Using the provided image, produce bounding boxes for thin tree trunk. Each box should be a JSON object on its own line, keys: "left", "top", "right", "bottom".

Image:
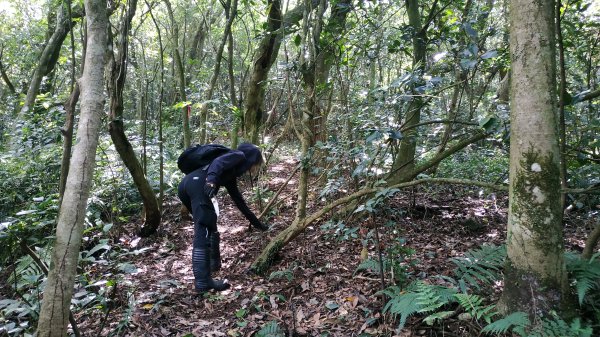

{"left": 0, "top": 47, "right": 16, "bottom": 94}
{"left": 498, "top": 0, "right": 572, "bottom": 318}
{"left": 582, "top": 221, "right": 600, "bottom": 260}
{"left": 18, "top": 4, "right": 83, "bottom": 118}
{"left": 35, "top": 0, "right": 107, "bottom": 334}
{"left": 58, "top": 83, "right": 80, "bottom": 206}
{"left": 107, "top": 0, "right": 161, "bottom": 236}
{"left": 163, "top": 0, "right": 191, "bottom": 148}
{"left": 146, "top": 0, "right": 165, "bottom": 212}
{"left": 199, "top": 0, "right": 238, "bottom": 143}
{"left": 243, "top": 0, "right": 282, "bottom": 143}
{"left": 388, "top": 0, "right": 429, "bottom": 184}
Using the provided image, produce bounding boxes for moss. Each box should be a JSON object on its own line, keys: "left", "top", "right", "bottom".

{"left": 511, "top": 148, "right": 562, "bottom": 253}
{"left": 250, "top": 240, "right": 284, "bottom": 276}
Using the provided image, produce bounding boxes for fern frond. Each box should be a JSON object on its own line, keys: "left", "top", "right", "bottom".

{"left": 354, "top": 258, "right": 382, "bottom": 275}
{"left": 383, "top": 281, "right": 458, "bottom": 329}
{"left": 451, "top": 244, "right": 506, "bottom": 291}
{"left": 565, "top": 252, "right": 600, "bottom": 305}
{"left": 383, "top": 290, "right": 421, "bottom": 329}
{"left": 482, "top": 311, "right": 529, "bottom": 335}
{"left": 454, "top": 293, "right": 497, "bottom": 323}
{"left": 256, "top": 321, "right": 285, "bottom": 337}
{"left": 526, "top": 317, "right": 593, "bottom": 337}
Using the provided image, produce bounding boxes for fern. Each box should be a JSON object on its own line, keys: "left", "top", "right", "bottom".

{"left": 453, "top": 293, "right": 497, "bottom": 324}
{"left": 382, "top": 281, "right": 457, "bottom": 329}
{"left": 482, "top": 311, "right": 529, "bottom": 335}
{"left": 451, "top": 244, "right": 506, "bottom": 291}
{"left": 528, "top": 317, "right": 593, "bottom": 337}
{"left": 382, "top": 287, "right": 421, "bottom": 329}
{"left": 354, "top": 257, "right": 383, "bottom": 275}
{"left": 256, "top": 321, "right": 285, "bottom": 337}
{"left": 565, "top": 252, "right": 600, "bottom": 305}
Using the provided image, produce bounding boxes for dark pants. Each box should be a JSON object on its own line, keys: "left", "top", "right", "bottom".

{"left": 178, "top": 168, "right": 218, "bottom": 249}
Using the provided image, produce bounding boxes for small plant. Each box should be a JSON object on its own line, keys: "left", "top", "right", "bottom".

{"left": 256, "top": 320, "right": 285, "bottom": 337}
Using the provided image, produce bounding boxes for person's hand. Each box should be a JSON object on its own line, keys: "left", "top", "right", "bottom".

{"left": 252, "top": 221, "right": 269, "bottom": 231}
{"left": 204, "top": 182, "right": 217, "bottom": 198}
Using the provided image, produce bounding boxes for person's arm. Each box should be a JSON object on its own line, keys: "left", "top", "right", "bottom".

{"left": 206, "top": 150, "right": 245, "bottom": 185}
{"left": 225, "top": 180, "right": 268, "bottom": 231}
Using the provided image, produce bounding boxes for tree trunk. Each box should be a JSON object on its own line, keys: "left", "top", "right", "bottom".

{"left": 18, "top": 3, "right": 83, "bottom": 119}
{"left": 498, "top": 0, "right": 572, "bottom": 318}
{"left": 58, "top": 83, "right": 80, "bottom": 207}
{"left": 0, "top": 47, "right": 16, "bottom": 94}
{"left": 243, "top": 0, "right": 315, "bottom": 144}
{"left": 35, "top": 0, "right": 107, "bottom": 334}
{"left": 163, "top": 0, "right": 191, "bottom": 148}
{"left": 243, "top": 0, "right": 282, "bottom": 143}
{"left": 199, "top": 0, "right": 238, "bottom": 143}
{"left": 107, "top": 0, "right": 161, "bottom": 236}
{"left": 388, "top": 0, "right": 428, "bottom": 184}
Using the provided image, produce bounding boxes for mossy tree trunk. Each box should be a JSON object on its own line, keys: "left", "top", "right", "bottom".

{"left": 242, "top": 0, "right": 317, "bottom": 144}
{"left": 243, "top": 0, "right": 282, "bottom": 144}
{"left": 498, "top": 0, "right": 571, "bottom": 318}
{"left": 107, "top": 0, "right": 161, "bottom": 236}
{"left": 18, "top": 3, "right": 84, "bottom": 119}
{"left": 35, "top": 0, "right": 107, "bottom": 334}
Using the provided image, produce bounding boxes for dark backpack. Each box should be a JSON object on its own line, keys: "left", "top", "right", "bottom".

{"left": 177, "top": 144, "right": 231, "bottom": 174}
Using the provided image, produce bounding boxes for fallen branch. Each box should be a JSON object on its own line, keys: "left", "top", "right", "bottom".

{"left": 250, "top": 177, "right": 507, "bottom": 274}
{"left": 259, "top": 165, "right": 300, "bottom": 220}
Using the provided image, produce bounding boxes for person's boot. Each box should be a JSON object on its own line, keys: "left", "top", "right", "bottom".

{"left": 192, "top": 247, "right": 230, "bottom": 294}
{"left": 209, "top": 232, "right": 222, "bottom": 272}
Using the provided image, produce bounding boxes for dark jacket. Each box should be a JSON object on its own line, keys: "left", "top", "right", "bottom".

{"left": 205, "top": 143, "right": 263, "bottom": 227}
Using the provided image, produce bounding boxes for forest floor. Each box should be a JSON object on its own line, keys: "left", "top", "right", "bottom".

{"left": 75, "top": 157, "right": 594, "bottom": 337}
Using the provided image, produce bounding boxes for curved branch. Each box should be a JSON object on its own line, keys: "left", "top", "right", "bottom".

{"left": 250, "top": 177, "right": 507, "bottom": 274}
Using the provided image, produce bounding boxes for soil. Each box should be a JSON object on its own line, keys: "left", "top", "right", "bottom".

{"left": 71, "top": 158, "right": 594, "bottom": 337}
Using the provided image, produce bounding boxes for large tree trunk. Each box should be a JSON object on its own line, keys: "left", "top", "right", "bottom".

{"left": 498, "top": 0, "right": 571, "bottom": 318}
{"left": 18, "top": 3, "right": 83, "bottom": 119}
{"left": 35, "top": 0, "right": 107, "bottom": 334}
{"left": 388, "top": 0, "right": 428, "bottom": 184}
{"left": 107, "top": 0, "right": 161, "bottom": 236}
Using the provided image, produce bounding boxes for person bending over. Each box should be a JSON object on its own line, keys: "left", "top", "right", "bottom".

{"left": 178, "top": 143, "right": 268, "bottom": 294}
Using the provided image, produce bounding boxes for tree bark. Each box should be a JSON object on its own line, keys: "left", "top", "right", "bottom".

{"left": 18, "top": 3, "right": 84, "bottom": 119}
{"left": 107, "top": 0, "right": 161, "bottom": 236}
{"left": 582, "top": 221, "right": 600, "bottom": 260}
{"left": 388, "top": 0, "right": 429, "bottom": 184}
{"left": 498, "top": 0, "right": 572, "bottom": 318}
{"left": 243, "top": 0, "right": 282, "bottom": 143}
{"left": 35, "top": 0, "right": 107, "bottom": 334}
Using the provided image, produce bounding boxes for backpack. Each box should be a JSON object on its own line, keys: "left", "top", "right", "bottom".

{"left": 177, "top": 144, "right": 231, "bottom": 174}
